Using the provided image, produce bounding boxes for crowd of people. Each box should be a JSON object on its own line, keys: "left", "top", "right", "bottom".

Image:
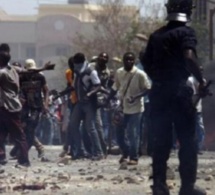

{"left": 0, "top": 0, "right": 209, "bottom": 194}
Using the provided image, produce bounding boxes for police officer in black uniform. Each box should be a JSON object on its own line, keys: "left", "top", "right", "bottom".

{"left": 141, "top": 0, "right": 206, "bottom": 195}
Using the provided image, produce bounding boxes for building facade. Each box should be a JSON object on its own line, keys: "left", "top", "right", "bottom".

{"left": 0, "top": 2, "right": 138, "bottom": 66}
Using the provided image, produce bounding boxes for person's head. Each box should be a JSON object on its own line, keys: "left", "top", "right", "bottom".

{"left": 24, "top": 59, "right": 37, "bottom": 70}
{"left": 0, "top": 43, "right": 10, "bottom": 53}
{"left": 73, "top": 53, "right": 86, "bottom": 73}
{"left": 68, "top": 56, "right": 74, "bottom": 70}
{"left": 123, "top": 52, "right": 135, "bottom": 72}
{"left": 0, "top": 52, "right": 11, "bottom": 67}
{"left": 165, "top": 0, "right": 195, "bottom": 23}
{"left": 97, "top": 52, "right": 109, "bottom": 69}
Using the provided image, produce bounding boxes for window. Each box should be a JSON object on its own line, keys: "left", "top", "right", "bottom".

{"left": 56, "top": 47, "right": 68, "bottom": 56}
{"left": 26, "top": 47, "right": 36, "bottom": 58}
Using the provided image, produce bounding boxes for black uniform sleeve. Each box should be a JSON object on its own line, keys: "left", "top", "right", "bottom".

{"left": 181, "top": 27, "right": 197, "bottom": 52}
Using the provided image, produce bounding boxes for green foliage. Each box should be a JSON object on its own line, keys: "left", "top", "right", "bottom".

{"left": 72, "top": 0, "right": 164, "bottom": 66}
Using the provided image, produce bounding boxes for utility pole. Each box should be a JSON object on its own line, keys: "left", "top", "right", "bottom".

{"left": 208, "top": 0, "right": 215, "bottom": 60}
{"left": 209, "top": 8, "right": 215, "bottom": 60}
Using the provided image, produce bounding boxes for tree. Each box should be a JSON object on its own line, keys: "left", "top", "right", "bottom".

{"left": 72, "top": 0, "right": 165, "bottom": 66}
{"left": 191, "top": 22, "right": 209, "bottom": 63}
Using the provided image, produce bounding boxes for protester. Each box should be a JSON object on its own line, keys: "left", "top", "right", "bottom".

{"left": 69, "top": 53, "right": 103, "bottom": 160}
{"left": 108, "top": 52, "right": 151, "bottom": 165}
{"left": 0, "top": 52, "right": 30, "bottom": 167}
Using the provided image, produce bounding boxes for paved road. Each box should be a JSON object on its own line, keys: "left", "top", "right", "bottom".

{"left": 0, "top": 146, "right": 215, "bottom": 195}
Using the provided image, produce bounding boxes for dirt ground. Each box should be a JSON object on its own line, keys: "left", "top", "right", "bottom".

{"left": 0, "top": 146, "right": 215, "bottom": 195}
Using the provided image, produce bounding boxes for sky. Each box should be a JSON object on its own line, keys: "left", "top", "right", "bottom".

{"left": 0, "top": 0, "right": 165, "bottom": 15}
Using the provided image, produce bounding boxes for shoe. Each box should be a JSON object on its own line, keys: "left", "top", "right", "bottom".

{"left": 72, "top": 153, "right": 91, "bottom": 160}
{"left": 119, "top": 156, "right": 128, "bottom": 164}
{"left": 10, "top": 147, "right": 18, "bottom": 158}
{"left": 59, "top": 150, "right": 68, "bottom": 158}
{"left": 41, "top": 157, "right": 51, "bottom": 162}
{"left": 151, "top": 183, "right": 170, "bottom": 195}
{"left": 38, "top": 149, "right": 45, "bottom": 158}
{"left": 0, "top": 159, "right": 8, "bottom": 165}
{"left": 91, "top": 155, "right": 104, "bottom": 161}
{"left": 0, "top": 168, "right": 4, "bottom": 174}
{"left": 179, "top": 185, "right": 206, "bottom": 195}
{"left": 15, "top": 162, "right": 31, "bottom": 168}
{"left": 128, "top": 160, "right": 138, "bottom": 166}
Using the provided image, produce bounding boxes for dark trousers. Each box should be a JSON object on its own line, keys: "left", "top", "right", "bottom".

{"left": 150, "top": 83, "right": 197, "bottom": 186}
{"left": 26, "top": 109, "right": 41, "bottom": 149}
{"left": 0, "top": 108, "right": 29, "bottom": 164}
{"left": 11, "top": 108, "right": 44, "bottom": 157}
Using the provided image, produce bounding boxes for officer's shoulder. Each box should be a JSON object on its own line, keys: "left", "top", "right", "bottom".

{"left": 151, "top": 26, "right": 167, "bottom": 36}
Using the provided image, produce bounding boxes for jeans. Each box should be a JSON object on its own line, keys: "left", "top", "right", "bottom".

{"left": 70, "top": 102, "right": 103, "bottom": 157}
{"left": 95, "top": 109, "right": 107, "bottom": 155}
{"left": 37, "top": 114, "right": 54, "bottom": 145}
{"left": 196, "top": 112, "right": 205, "bottom": 151}
{"left": 116, "top": 113, "right": 142, "bottom": 161}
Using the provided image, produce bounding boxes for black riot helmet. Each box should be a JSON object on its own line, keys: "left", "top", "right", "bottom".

{"left": 165, "top": 0, "right": 195, "bottom": 22}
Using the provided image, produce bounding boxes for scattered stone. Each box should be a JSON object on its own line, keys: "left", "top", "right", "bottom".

{"left": 125, "top": 176, "right": 141, "bottom": 185}
{"left": 0, "top": 186, "right": 7, "bottom": 193}
{"left": 78, "top": 169, "right": 85, "bottom": 172}
{"left": 57, "top": 156, "right": 72, "bottom": 165}
{"left": 205, "top": 175, "right": 214, "bottom": 181}
{"left": 96, "top": 175, "right": 104, "bottom": 180}
{"left": 167, "top": 181, "right": 176, "bottom": 190}
{"left": 33, "top": 169, "right": 42, "bottom": 174}
{"left": 111, "top": 175, "right": 123, "bottom": 184}
{"left": 129, "top": 167, "right": 138, "bottom": 171}
{"left": 58, "top": 163, "right": 64, "bottom": 167}
{"left": 0, "top": 169, "right": 4, "bottom": 174}
{"left": 119, "top": 162, "right": 128, "bottom": 170}
{"left": 13, "top": 184, "right": 46, "bottom": 191}
{"left": 86, "top": 176, "right": 94, "bottom": 181}
{"left": 58, "top": 173, "right": 70, "bottom": 181}
{"left": 136, "top": 172, "right": 141, "bottom": 175}
{"left": 50, "top": 184, "right": 61, "bottom": 190}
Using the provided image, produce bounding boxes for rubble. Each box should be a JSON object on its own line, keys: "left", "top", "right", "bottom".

{"left": 0, "top": 147, "right": 215, "bottom": 194}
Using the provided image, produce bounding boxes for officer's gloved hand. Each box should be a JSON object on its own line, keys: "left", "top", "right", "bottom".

{"left": 198, "top": 79, "right": 212, "bottom": 98}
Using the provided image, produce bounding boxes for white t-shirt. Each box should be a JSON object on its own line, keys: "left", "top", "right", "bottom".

{"left": 187, "top": 76, "right": 202, "bottom": 112}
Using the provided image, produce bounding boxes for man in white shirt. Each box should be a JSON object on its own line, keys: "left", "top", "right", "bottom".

{"left": 111, "top": 52, "right": 151, "bottom": 165}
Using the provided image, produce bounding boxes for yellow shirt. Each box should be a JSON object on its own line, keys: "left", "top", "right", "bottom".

{"left": 65, "top": 69, "right": 77, "bottom": 104}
